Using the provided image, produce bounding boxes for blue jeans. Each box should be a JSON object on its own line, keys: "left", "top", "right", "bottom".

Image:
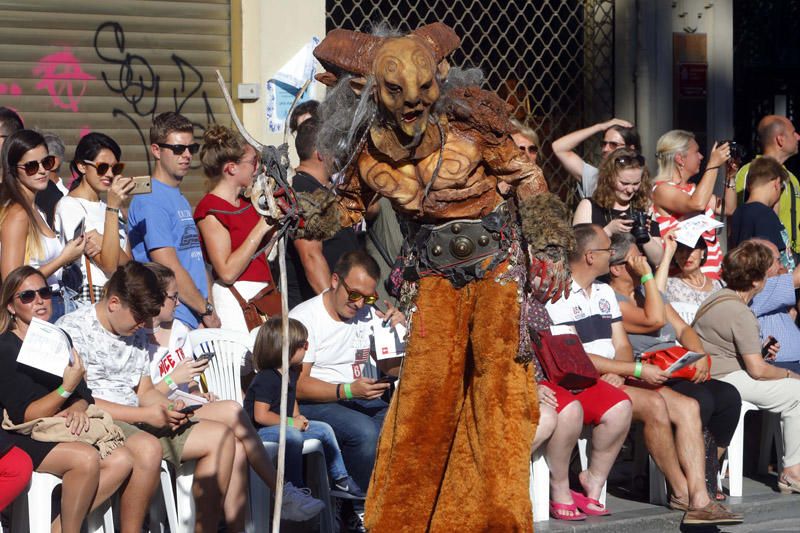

{"left": 49, "top": 287, "right": 78, "bottom": 323}
{"left": 299, "top": 398, "right": 388, "bottom": 491}
{"left": 258, "top": 420, "right": 349, "bottom": 488}
{"left": 773, "top": 360, "right": 800, "bottom": 373}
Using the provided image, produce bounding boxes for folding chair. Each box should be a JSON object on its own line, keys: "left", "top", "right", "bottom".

{"left": 188, "top": 328, "right": 254, "bottom": 404}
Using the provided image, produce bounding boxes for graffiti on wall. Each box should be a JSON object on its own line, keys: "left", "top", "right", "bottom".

{"left": 93, "top": 21, "right": 217, "bottom": 173}
{"left": 33, "top": 48, "right": 95, "bottom": 113}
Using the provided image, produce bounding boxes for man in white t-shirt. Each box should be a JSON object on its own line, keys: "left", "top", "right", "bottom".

{"left": 290, "top": 250, "right": 404, "bottom": 500}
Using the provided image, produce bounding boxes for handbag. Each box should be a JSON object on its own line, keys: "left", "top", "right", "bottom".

{"left": 229, "top": 283, "right": 282, "bottom": 331}
{"left": 529, "top": 328, "right": 599, "bottom": 390}
{"left": 641, "top": 345, "right": 710, "bottom": 381}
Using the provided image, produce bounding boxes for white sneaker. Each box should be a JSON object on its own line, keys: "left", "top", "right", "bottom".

{"left": 281, "top": 482, "right": 325, "bottom": 521}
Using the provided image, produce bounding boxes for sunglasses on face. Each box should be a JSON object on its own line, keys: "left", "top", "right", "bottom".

{"left": 83, "top": 160, "right": 125, "bottom": 176}
{"left": 518, "top": 145, "right": 538, "bottom": 155}
{"left": 15, "top": 286, "right": 55, "bottom": 304}
{"left": 157, "top": 142, "right": 200, "bottom": 156}
{"left": 17, "top": 155, "right": 56, "bottom": 176}
{"left": 603, "top": 140, "right": 625, "bottom": 149}
{"left": 339, "top": 278, "right": 379, "bottom": 305}
{"left": 614, "top": 154, "right": 645, "bottom": 167}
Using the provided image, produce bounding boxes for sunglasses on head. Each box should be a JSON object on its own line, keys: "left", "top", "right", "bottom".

{"left": 15, "top": 286, "right": 55, "bottom": 304}
{"left": 17, "top": 155, "right": 56, "bottom": 176}
{"left": 614, "top": 154, "right": 645, "bottom": 167}
{"left": 83, "top": 160, "right": 125, "bottom": 176}
{"left": 157, "top": 142, "right": 200, "bottom": 156}
{"left": 339, "top": 278, "right": 379, "bottom": 305}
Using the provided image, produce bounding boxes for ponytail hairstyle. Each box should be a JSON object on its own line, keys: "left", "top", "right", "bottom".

{"left": 655, "top": 129, "right": 694, "bottom": 183}
{"left": 69, "top": 132, "right": 122, "bottom": 191}
{"left": 199, "top": 124, "right": 249, "bottom": 189}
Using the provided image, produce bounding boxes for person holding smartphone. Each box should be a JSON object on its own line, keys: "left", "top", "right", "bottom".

{"left": 55, "top": 133, "right": 134, "bottom": 305}
{"left": 0, "top": 130, "right": 86, "bottom": 321}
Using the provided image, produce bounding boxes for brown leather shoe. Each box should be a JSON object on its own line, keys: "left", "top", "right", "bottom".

{"left": 668, "top": 495, "right": 689, "bottom": 512}
{"left": 682, "top": 502, "right": 743, "bottom": 525}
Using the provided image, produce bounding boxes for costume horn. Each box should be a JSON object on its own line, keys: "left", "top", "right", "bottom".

{"left": 313, "top": 29, "right": 384, "bottom": 84}
{"left": 412, "top": 23, "right": 461, "bottom": 63}
{"left": 215, "top": 70, "right": 265, "bottom": 153}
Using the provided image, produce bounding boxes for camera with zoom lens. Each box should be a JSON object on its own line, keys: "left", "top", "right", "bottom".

{"left": 627, "top": 210, "right": 651, "bottom": 244}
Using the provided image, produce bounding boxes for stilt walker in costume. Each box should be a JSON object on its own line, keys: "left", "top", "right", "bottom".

{"left": 304, "top": 23, "right": 575, "bottom": 532}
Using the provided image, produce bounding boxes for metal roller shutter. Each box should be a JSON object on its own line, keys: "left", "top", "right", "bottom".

{"left": 0, "top": 0, "right": 231, "bottom": 205}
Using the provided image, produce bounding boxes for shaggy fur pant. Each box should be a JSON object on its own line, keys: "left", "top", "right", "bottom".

{"left": 365, "top": 264, "right": 539, "bottom": 532}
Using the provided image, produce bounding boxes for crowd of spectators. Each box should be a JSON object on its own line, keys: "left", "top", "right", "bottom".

{"left": 1, "top": 94, "right": 800, "bottom": 532}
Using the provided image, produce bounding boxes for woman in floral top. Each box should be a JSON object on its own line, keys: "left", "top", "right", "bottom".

{"left": 666, "top": 238, "right": 724, "bottom": 311}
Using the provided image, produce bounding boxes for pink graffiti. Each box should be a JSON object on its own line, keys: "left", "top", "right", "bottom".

{"left": 79, "top": 126, "right": 91, "bottom": 138}
{"left": 0, "top": 83, "right": 22, "bottom": 96}
{"left": 32, "top": 48, "right": 95, "bottom": 112}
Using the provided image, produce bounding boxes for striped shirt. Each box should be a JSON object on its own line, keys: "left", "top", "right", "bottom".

{"left": 546, "top": 280, "right": 622, "bottom": 359}
{"left": 750, "top": 274, "right": 800, "bottom": 363}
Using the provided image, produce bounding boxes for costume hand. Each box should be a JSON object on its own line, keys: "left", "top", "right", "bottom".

{"left": 707, "top": 142, "right": 731, "bottom": 169}
{"left": 626, "top": 255, "right": 652, "bottom": 279}
{"left": 530, "top": 247, "right": 571, "bottom": 304}
{"left": 537, "top": 383, "right": 558, "bottom": 409}
{"left": 202, "top": 309, "right": 221, "bottom": 329}
{"left": 641, "top": 363, "right": 670, "bottom": 385}
{"left": 61, "top": 234, "right": 86, "bottom": 264}
{"left": 107, "top": 176, "right": 134, "bottom": 209}
{"left": 169, "top": 358, "right": 209, "bottom": 385}
{"left": 600, "top": 373, "right": 625, "bottom": 388}
{"left": 605, "top": 218, "right": 632, "bottom": 235}
{"left": 602, "top": 118, "right": 633, "bottom": 130}
{"left": 690, "top": 355, "right": 710, "bottom": 383}
{"left": 62, "top": 349, "right": 86, "bottom": 392}
{"left": 294, "top": 415, "right": 309, "bottom": 431}
{"left": 350, "top": 378, "right": 390, "bottom": 400}
{"left": 375, "top": 300, "right": 406, "bottom": 329}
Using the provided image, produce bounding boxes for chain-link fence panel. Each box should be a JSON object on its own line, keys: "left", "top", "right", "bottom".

{"left": 326, "top": 0, "right": 615, "bottom": 209}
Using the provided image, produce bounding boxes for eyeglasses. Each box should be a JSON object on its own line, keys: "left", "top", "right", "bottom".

{"left": 15, "top": 286, "right": 55, "bottom": 304}
{"left": 614, "top": 154, "right": 645, "bottom": 167}
{"left": 339, "top": 278, "right": 379, "bottom": 305}
{"left": 17, "top": 155, "right": 56, "bottom": 176}
{"left": 602, "top": 140, "right": 626, "bottom": 149}
{"left": 165, "top": 292, "right": 179, "bottom": 304}
{"left": 586, "top": 247, "right": 615, "bottom": 255}
{"left": 83, "top": 160, "right": 125, "bottom": 176}
{"left": 518, "top": 145, "right": 538, "bottom": 155}
{"left": 157, "top": 142, "right": 200, "bottom": 156}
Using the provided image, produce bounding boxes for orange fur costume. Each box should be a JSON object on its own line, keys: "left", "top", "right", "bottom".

{"left": 311, "top": 23, "right": 573, "bottom": 532}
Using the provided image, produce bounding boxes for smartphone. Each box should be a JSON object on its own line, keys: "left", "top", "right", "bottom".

{"left": 72, "top": 218, "right": 85, "bottom": 240}
{"left": 178, "top": 404, "right": 203, "bottom": 415}
{"left": 375, "top": 376, "right": 397, "bottom": 384}
{"left": 129, "top": 175, "right": 152, "bottom": 195}
{"left": 194, "top": 351, "right": 216, "bottom": 363}
{"left": 762, "top": 336, "right": 778, "bottom": 358}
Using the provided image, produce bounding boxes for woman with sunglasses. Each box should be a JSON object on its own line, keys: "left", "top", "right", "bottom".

{"left": 652, "top": 130, "right": 737, "bottom": 280}
{"left": 510, "top": 119, "right": 541, "bottom": 165}
{"left": 666, "top": 238, "right": 723, "bottom": 310}
{"left": 0, "top": 266, "right": 136, "bottom": 533}
{"left": 552, "top": 118, "right": 641, "bottom": 198}
{"left": 0, "top": 130, "right": 85, "bottom": 321}
{"left": 54, "top": 133, "right": 135, "bottom": 305}
{"left": 573, "top": 147, "right": 664, "bottom": 264}
{"left": 194, "top": 125, "right": 276, "bottom": 333}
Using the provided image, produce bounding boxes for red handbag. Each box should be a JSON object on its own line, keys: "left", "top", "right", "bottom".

{"left": 530, "top": 329, "right": 599, "bottom": 390}
{"left": 641, "top": 346, "right": 711, "bottom": 381}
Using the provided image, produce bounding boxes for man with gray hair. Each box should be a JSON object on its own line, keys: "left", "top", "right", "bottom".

{"left": 735, "top": 115, "right": 800, "bottom": 259}
{"left": 42, "top": 131, "right": 68, "bottom": 195}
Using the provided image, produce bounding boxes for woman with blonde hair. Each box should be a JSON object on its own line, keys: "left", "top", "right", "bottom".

{"left": 651, "top": 130, "right": 736, "bottom": 279}
{"left": 194, "top": 125, "right": 276, "bottom": 332}
{"left": 0, "top": 130, "right": 86, "bottom": 321}
{"left": 573, "top": 148, "right": 663, "bottom": 264}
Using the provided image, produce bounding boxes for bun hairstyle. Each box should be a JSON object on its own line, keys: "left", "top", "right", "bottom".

{"left": 199, "top": 124, "right": 249, "bottom": 185}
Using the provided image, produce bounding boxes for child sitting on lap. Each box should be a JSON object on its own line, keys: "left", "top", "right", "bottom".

{"left": 245, "top": 317, "right": 365, "bottom": 500}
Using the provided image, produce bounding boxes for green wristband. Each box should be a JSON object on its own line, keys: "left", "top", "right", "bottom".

{"left": 287, "top": 417, "right": 294, "bottom": 427}
{"left": 164, "top": 375, "right": 178, "bottom": 391}
{"left": 57, "top": 385, "right": 72, "bottom": 399}
{"left": 634, "top": 362, "right": 643, "bottom": 379}
{"left": 344, "top": 383, "right": 353, "bottom": 400}
{"left": 640, "top": 272, "right": 654, "bottom": 284}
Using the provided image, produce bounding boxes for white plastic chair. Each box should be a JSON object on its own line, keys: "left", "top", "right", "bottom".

{"left": 188, "top": 328, "right": 255, "bottom": 405}
{"left": 529, "top": 452, "right": 550, "bottom": 522}
{"left": 577, "top": 427, "right": 608, "bottom": 505}
{"left": 11, "top": 471, "right": 114, "bottom": 533}
{"left": 147, "top": 460, "right": 196, "bottom": 533}
{"left": 721, "top": 400, "right": 783, "bottom": 497}
{"left": 250, "top": 439, "right": 335, "bottom": 532}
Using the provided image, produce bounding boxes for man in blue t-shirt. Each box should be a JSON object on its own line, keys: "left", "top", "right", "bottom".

{"left": 729, "top": 157, "right": 795, "bottom": 271}
{"left": 127, "top": 112, "right": 220, "bottom": 328}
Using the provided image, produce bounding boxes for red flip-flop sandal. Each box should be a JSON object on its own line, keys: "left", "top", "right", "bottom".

{"left": 549, "top": 500, "right": 586, "bottom": 521}
{"left": 570, "top": 489, "right": 611, "bottom": 516}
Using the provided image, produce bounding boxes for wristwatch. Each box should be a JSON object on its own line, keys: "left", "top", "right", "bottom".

{"left": 200, "top": 301, "right": 214, "bottom": 318}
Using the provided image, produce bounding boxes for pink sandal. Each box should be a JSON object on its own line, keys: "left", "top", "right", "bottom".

{"left": 549, "top": 500, "right": 586, "bottom": 521}
{"left": 570, "top": 490, "right": 611, "bottom": 516}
